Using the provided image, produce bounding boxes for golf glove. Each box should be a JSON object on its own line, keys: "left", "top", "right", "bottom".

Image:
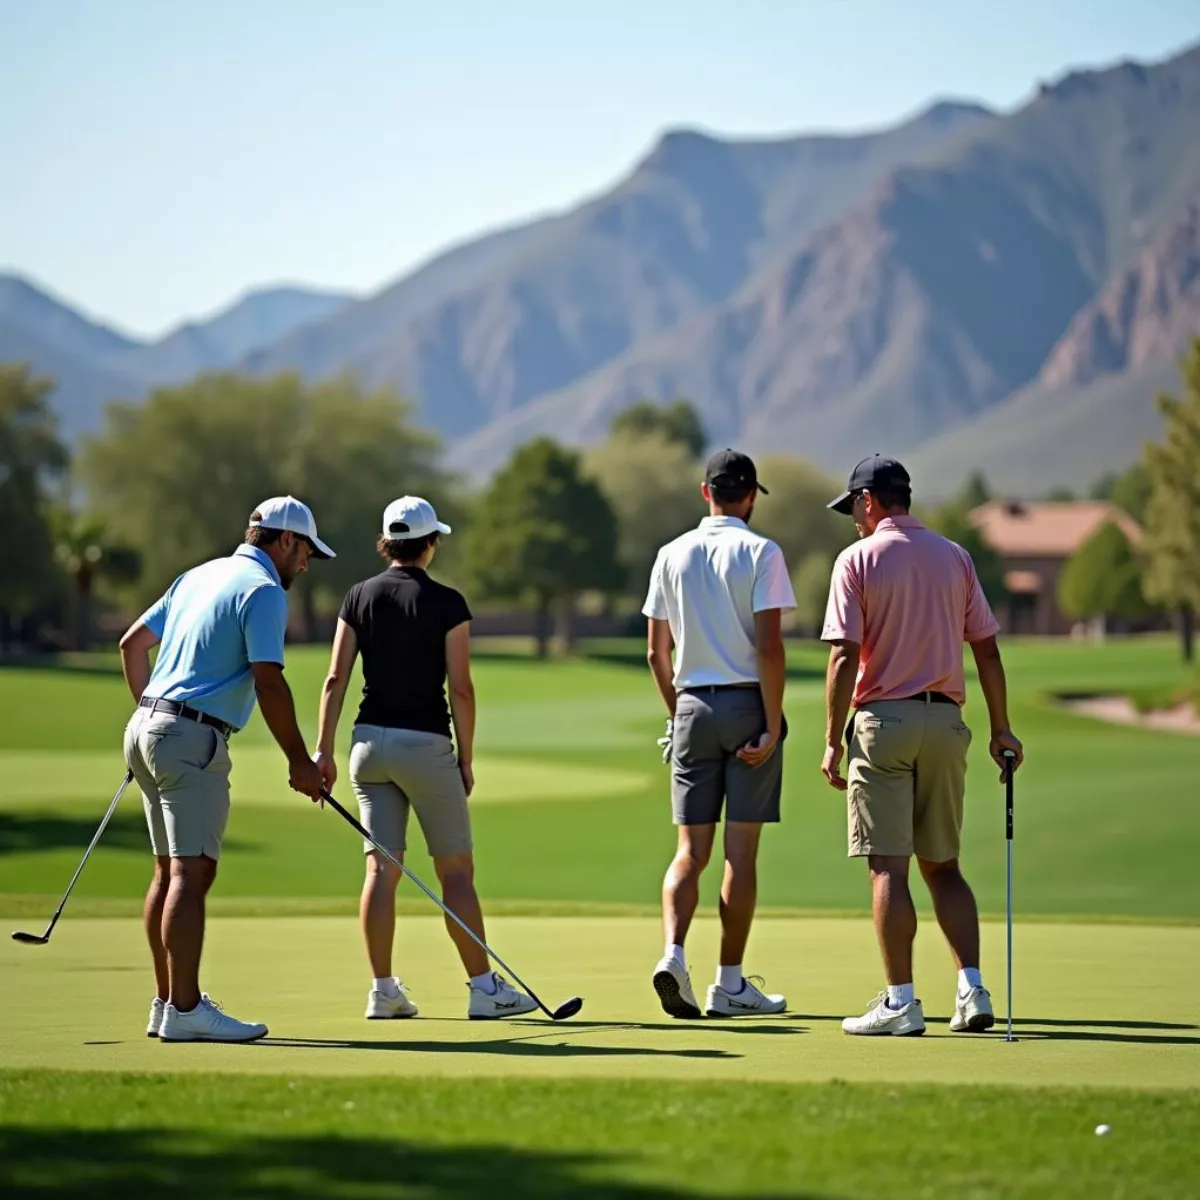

{"left": 657, "top": 718, "right": 674, "bottom": 765}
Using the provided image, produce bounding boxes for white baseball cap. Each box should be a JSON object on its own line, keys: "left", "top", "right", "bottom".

{"left": 381, "top": 496, "right": 452, "bottom": 540}
{"left": 248, "top": 496, "right": 336, "bottom": 559}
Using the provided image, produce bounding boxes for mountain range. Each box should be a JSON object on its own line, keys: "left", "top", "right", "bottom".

{"left": 3, "top": 41, "right": 1198, "bottom": 495}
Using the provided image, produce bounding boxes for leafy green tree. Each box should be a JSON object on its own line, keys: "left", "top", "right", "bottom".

{"left": 585, "top": 432, "right": 703, "bottom": 596}
{"left": 926, "top": 505, "right": 1008, "bottom": 607}
{"left": 611, "top": 399, "right": 707, "bottom": 459}
{"left": 791, "top": 551, "right": 836, "bottom": 638}
{"left": 50, "top": 510, "right": 141, "bottom": 650}
{"left": 1059, "top": 521, "right": 1154, "bottom": 627}
{"left": 1111, "top": 463, "right": 1152, "bottom": 524}
{"left": 751, "top": 456, "right": 849, "bottom": 571}
{"left": 464, "top": 438, "right": 621, "bottom": 657}
{"left": 280, "top": 375, "right": 446, "bottom": 633}
{"left": 79, "top": 373, "right": 445, "bottom": 628}
{"left": 0, "top": 365, "right": 69, "bottom": 625}
{"left": 1142, "top": 338, "right": 1200, "bottom": 661}
{"left": 1044, "top": 486, "right": 1078, "bottom": 502}
{"left": 955, "top": 471, "right": 992, "bottom": 511}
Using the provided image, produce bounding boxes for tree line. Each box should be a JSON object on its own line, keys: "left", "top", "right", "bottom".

{"left": 3, "top": 337, "right": 1199, "bottom": 659}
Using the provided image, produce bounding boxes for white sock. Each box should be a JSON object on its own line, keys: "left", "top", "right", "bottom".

{"left": 717, "top": 964, "right": 743, "bottom": 993}
{"left": 664, "top": 943, "right": 686, "bottom": 968}
{"left": 886, "top": 983, "right": 915, "bottom": 1009}
{"left": 373, "top": 976, "right": 400, "bottom": 999}
{"left": 958, "top": 967, "right": 983, "bottom": 995}
{"left": 470, "top": 971, "right": 497, "bottom": 995}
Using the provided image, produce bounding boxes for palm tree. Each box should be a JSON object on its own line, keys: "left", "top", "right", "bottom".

{"left": 51, "top": 511, "right": 141, "bottom": 651}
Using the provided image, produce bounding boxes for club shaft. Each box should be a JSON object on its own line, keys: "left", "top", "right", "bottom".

{"left": 42, "top": 770, "right": 134, "bottom": 938}
{"left": 1004, "top": 753, "right": 1015, "bottom": 1042}
{"left": 1006, "top": 840, "right": 1013, "bottom": 1041}
{"left": 320, "top": 791, "right": 552, "bottom": 1016}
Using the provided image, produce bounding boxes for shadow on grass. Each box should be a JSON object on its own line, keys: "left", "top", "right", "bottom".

{"left": 258, "top": 1037, "right": 739, "bottom": 1061}
{"left": 0, "top": 1128, "right": 819, "bottom": 1199}
{"left": 0, "top": 655, "right": 124, "bottom": 678}
{"left": 0, "top": 813, "right": 253, "bottom": 857}
{"left": 791, "top": 1012, "right": 1199, "bottom": 1044}
{"left": 0, "top": 813, "right": 147, "bottom": 856}
{"left": 500, "top": 1020, "right": 805, "bottom": 1036}
{"left": 1017, "top": 1030, "right": 1200, "bottom": 1046}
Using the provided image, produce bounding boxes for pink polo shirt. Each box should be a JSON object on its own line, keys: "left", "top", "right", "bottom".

{"left": 821, "top": 515, "right": 999, "bottom": 706}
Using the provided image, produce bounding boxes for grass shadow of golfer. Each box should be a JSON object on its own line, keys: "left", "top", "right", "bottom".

{"left": 258, "top": 1037, "right": 739, "bottom": 1061}
{"left": 0, "top": 1126, "right": 823, "bottom": 1199}
{"left": 499, "top": 1020, "right": 806, "bottom": 1036}
{"left": 789, "top": 1013, "right": 1198, "bottom": 1044}
{"left": 1010, "top": 1030, "right": 1200, "bottom": 1046}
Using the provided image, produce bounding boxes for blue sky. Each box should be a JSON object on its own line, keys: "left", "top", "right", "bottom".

{"left": 1, "top": 0, "right": 1196, "bottom": 338}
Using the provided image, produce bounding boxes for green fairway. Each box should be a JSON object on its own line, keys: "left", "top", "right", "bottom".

{"left": 3, "top": 916, "right": 1198, "bottom": 1088}
{"left": 2, "top": 637, "right": 1197, "bottom": 1196}
{"left": 2, "top": 915, "right": 1199, "bottom": 1197}
{"left": 3, "top": 1071, "right": 1199, "bottom": 1199}
{"left": 1, "top": 636, "right": 1198, "bottom": 920}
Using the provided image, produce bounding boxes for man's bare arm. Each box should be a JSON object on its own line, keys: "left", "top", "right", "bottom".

{"left": 646, "top": 618, "right": 677, "bottom": 718}
{"left": 118, "top": 622, "right": 160, "bottom": 704}
{"left": 821, "top": 639, "right": 860, "bottom": 789}
{"left": 737, "top": 608, "right": 786, "bottom": 768}
{"left": 252, "top": 661, "right": 323, "bottom": 799}
{"left": 969, "top": 636, "right": 1024, "bottom": 777}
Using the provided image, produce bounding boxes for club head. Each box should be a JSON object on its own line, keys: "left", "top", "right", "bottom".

{"left": 550, "top": 996, "right": 584, "bottom": 1021}
{"left": 11, "top": 931, "right": 49, "bottom": 945}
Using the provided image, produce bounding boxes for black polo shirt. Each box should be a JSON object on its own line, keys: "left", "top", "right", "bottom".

{"left": 338, "top": 567, "right": 472, "bottom": 737}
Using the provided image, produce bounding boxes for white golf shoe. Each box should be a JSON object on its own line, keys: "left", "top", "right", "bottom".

{"left": 147, "top": 997, "right": 166, "bottom": 1038}
{"left": 467, "top": 973, "right": 538, "bottom": 1020}
{"left": 652, "top": 955, "right": 702, "bottom": 1019}
{"left": 365, "top": 981, "right": 419, "bottom": 1019}
{"left": 950, "top": 986, "right": 995, "bottom": 1033}
{"left": 159, "top": 994, "right": 268, "bottom": 1043}
{"left": 706, "top": 974, "right": 787, "bottom": 1017}
{"left": 842, "top": 992, "right": 926, "bottom": 1037}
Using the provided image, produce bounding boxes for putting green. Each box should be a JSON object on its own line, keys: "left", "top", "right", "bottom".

{"left": 0, "top": 749, "right": 651, "bottom": 807}
{"left": 2, "top": 916, "right": 1196, "bottom": 1089}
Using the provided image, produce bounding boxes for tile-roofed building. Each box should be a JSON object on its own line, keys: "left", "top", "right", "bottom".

{"left": 969, "top": 500, "right": 1144, "bottom": 635}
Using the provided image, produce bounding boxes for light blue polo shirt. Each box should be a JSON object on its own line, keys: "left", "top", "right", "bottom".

{"left": 140, "top": 545, "right": 290, "bottom": 730}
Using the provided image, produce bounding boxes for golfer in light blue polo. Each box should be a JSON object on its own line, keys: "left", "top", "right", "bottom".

{"left": 119, "top": 496, "right": 333, "bottom": 1043}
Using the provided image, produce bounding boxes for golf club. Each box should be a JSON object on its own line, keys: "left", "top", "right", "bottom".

{"left": 11, "top": 769, "right": 135, "bottom": 946}
{"left": 319, "top": 789, "right": 584, "bottom": 1021}
{"left": 1003, "top": 749, "right": 1017, "bottom": 1043}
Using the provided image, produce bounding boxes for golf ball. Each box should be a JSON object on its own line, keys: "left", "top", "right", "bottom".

{"left": 1095, "top": 1124, "right": 1111, "bottom": 1137}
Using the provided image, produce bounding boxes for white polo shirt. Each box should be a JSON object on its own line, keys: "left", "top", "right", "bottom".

{"left": 643, "top": 516, "right": 796, "bottom": 688}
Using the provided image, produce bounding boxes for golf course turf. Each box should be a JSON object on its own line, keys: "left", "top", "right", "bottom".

{"left": 2, "top": 637, "right": 1197, "bottom": 1196}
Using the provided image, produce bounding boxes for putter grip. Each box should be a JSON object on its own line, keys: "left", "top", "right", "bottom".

{"left": 1002, "top": 750, "right": 1015, "bottom": 840}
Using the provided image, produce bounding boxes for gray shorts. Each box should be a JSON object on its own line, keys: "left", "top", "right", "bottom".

{"left": 123, "top": 708, "right": 232, "bottom": 859}
{"left": 670, "top": 687, "right": 784, "bottom": 825}
{"left": 349, "top": 724, "right": 473, "bottom": 858}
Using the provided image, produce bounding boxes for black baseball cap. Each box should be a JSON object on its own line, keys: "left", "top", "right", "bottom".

{"left": 827, "top": 455, "right": 911, "bottom": 514}
{"left": 705, "top": 449, "right": 769, "bottom": 495}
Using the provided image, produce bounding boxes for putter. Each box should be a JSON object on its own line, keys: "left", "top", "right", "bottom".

{"left": 12, "top": 770, "right": 135, "bottom": 946}
{"left": 319, "top": 789, "right": 583, "bottom": 1021}
{"left": 1002, "top": 750, "right": 1017, "bottom": 1043}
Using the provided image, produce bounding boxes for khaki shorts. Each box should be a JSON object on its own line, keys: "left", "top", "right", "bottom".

{"left": 123, "top": 708, "right": 232, "bottom": 859}
{"left": 846, "top": 699, "right": 971, "bottom": 862}
{"left": 349, "top": 724, "right": 472, "bottom": 859}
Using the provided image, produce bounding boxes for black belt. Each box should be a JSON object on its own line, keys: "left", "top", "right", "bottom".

{"left": 139, "top": 697, "right": 234, "bottom": 739}
{"left": 846, "top": 691, "right": 959, "bottom": 746}
{"left": 680, "top": 683, "right": 759, "bottom": 695}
